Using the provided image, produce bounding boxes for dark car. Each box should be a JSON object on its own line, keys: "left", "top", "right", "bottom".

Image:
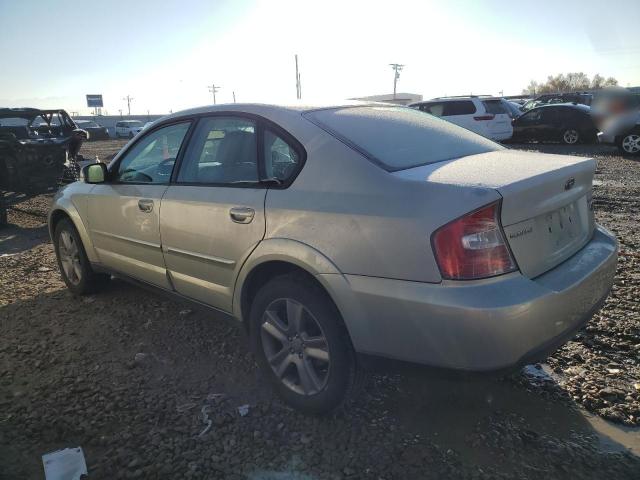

{"left": 510, "top": 103, "right": 598, "bottom": 145}
{"left": 0, "top": 108, "right": 86, "bottom": 199}
{"left": 75, "top": 120, "right": 110, "bottom": 140}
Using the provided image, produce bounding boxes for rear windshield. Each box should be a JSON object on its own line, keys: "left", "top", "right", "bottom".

{"left": 304, "top": 106, "right": 502, "bottom": 171}
{"left": 482, "top": 100, "right": 508, "bottom": 114}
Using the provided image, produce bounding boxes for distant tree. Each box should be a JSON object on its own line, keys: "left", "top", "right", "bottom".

{"left": 522, "top": 73, "right": 619, "bottom": 95}
{"left": 590, "top": 74, "right": 606, "bottom": 89}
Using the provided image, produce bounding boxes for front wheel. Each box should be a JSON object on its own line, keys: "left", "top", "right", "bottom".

{"left": 618, "top": 130, "right": 640, "bottom": 156}
{"left": 250, "top": 274, "right": 363, "bottom": 414}
{"left": 54, "top": 218, "right": 109, "bottom": 294}
{"left": 562, "top": 128, "right": 580, "bottom": 145}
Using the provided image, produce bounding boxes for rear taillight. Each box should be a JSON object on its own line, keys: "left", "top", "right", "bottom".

{"left": 432, "top": 201, "right": 517, "bottom": 280}
{"left": 473, "top": 114, "right": 495, "bottom": 121}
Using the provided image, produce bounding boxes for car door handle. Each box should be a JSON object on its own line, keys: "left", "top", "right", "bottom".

{"left": 138, "top": 199, "right": 154, "bottom": 213}
{"left": 229, "top": 207, "right": 255, "bottom": 224}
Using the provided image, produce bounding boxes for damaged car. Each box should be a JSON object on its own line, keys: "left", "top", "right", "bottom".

{"left": 0, "top": 108, "right": 87, "bottom": 195}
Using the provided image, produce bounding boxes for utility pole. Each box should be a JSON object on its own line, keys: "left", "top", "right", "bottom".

{"left": 295, "top": 54, "right": 302, "bottom": 100}
{"left": 389, "top": 63, "right": 404, "bottom": 99}
{"left": 122, "top": 95, "right": 133, "bottom": 115}
{"left": 233, "top": 91, "right": 236, "bottom": 103}
{"left": 207, "top": 84, "right": 220, "bottom": 104}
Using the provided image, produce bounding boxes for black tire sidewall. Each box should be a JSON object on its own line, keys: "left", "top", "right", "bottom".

{"left": 249, "top": 275, "right": 355, "bottom": 414}
{"left": 54, "top": 218, "right": 96, "bottom": 295}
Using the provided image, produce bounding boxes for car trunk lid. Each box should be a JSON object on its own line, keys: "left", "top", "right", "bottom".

{"left": 393, "top": 149, "right": 596, "bottom": 278}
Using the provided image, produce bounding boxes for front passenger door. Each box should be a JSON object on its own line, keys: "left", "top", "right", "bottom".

{"left": 87, "top": 121, "right": 191, "bottom": 287}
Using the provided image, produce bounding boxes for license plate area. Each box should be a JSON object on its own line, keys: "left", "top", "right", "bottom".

{"left": 544, "top": 202, "right": 582, "bottom": 249}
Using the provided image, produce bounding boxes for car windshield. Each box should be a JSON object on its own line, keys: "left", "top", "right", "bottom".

{"left": 305, "top": 106, "right": 502, "bottom": 171}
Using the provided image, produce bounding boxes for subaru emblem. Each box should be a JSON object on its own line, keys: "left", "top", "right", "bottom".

{"left": 564, "top": 178, "right": 575, "bottom": 190}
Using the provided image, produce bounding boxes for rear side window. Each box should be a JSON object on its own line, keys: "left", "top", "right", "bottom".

{"left": 482, "top": 100, "right": 507, "bottom": 115}
{"left": 443, "top": 101, "right": 476, "bottom": 116}
{"left": 264, "top": 130, "right": 300, "bottom": 182}
{"left": 304, "top": 106, "right": 502, "bottom": 171}
{"left": 421, "top": 102, "right": 445, "bottom": 117}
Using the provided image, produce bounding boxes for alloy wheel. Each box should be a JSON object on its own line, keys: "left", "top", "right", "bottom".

{"left": 563, "top": 129, "right": 579, "bottom": 144}
{"left": 260, "top": 298, "right": 330, "bottom": 396}
{"left": 58, "top": 230, "right": 82, "bottom": 285}
{"left": 622, "top": 134, "right": 640, "bottom": 154}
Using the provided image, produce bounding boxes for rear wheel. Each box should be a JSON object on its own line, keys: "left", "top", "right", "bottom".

{"left": 562, "top": 128, "right": 580, "bottom": 145}
{"left": 618, "top": 129, "right": 640, "bottom": 156}
{"left": 250, "top": 274, "right": 363, "bottom": 414}
{"left": 54, "top": 218, "right": 109, "bottom": 294}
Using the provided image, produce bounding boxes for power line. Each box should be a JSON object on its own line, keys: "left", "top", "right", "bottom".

{"left": 207, "top": 84, "right": 221, "bottom": 104}
{"left": 389, "top": 64, "right": 404, "bottom": 99}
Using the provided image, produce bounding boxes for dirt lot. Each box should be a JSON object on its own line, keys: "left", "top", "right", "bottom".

{"left": 1, "top": 140, "right": 639, "bottom": 479}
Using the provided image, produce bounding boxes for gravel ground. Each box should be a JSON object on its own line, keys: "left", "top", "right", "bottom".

{"left": 0, "top": 140, "right": 639, "bottom": 479}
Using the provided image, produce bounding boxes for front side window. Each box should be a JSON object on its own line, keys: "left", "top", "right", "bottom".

{"left": 178, "top": 117, "right": 257, "bottom": 184}
{"left": 114, "top": 122, "right": 190, "bottom": 183}
{"left": 519, "top": 109, "right": 542, "bottom": 123}
{"left": 264, "top": 130, "right": 299, "bottom": 182}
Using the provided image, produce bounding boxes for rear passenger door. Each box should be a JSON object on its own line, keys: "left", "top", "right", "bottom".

{"left": 159, "top": 116, "right": 266, "bottom": 311}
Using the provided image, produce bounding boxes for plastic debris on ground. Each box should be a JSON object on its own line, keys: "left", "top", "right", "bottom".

{"left": 42, "top": 447, "right": 88, "bottom": 480}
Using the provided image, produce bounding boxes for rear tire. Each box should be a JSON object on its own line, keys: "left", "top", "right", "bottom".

{"left": 250, "top": 274, "right": 364, "bottom": 414}
{"left": 54, "top": 218, "right": 109, "bottom": 295}
{"left": 617, "top": 129, "right": 640, "bottom": 156}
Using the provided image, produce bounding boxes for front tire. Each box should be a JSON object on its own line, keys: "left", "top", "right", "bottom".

{"left": 618, "top": 129, "right": 640, "bottom": 156}
{"left": 250, "top": 274, "right": 363, "bottom": 414}
{"left": 54, "top": 218, "right": 108, "bottom": 295}
{"left": 562, "top": 128, "right": 580, "bottom": 145}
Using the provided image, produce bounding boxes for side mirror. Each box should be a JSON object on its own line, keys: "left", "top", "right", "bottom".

{"left": 83, "top": 163, "right": 108, "bottom": 184}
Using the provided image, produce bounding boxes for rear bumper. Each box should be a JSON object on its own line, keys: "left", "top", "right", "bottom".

{"left": 322, "top": 225, "right": 617, "bottom": 371}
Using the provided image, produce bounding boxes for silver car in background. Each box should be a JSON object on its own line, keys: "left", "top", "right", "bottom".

{"left": 48, "top": 103, "right": 617, "bottom": 413}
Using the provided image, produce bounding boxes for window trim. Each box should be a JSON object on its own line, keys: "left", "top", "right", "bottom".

{"left": 107, "top": 119, "right": 194, "bottom": 186}
{"left": 169, "top": 111, "right": 306, "bottom": 189}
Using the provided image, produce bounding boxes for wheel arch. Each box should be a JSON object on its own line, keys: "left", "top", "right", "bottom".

{"left": 233, "top": 239, "right": 348, "bottom": 332}
{"left": 49, "top": 203, "right": 99, "bottom": 263}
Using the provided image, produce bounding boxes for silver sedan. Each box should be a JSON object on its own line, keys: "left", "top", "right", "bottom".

{"left": 49, "top": 103, "right": 617, "bottom": 413}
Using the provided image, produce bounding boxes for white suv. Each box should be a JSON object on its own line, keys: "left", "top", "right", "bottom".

{"left": 115, "top": 120, "right": 144, "bottom": 139}
{"left": 409, "top": 96, "right": 513, "bottom": 141}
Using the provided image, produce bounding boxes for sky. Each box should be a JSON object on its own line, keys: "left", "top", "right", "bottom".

{"left": 1, "top": 0, "right": 639, "bottom": 115}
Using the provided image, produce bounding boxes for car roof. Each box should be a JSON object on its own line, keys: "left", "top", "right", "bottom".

{"left": 158, "top": 101, "right": 390, "bottom": 122}
{"left": 0, "top": 107, "right": 69, "bottom": 119}
{"left": 533, "top": 102, "right": 591, "bottom": 112}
